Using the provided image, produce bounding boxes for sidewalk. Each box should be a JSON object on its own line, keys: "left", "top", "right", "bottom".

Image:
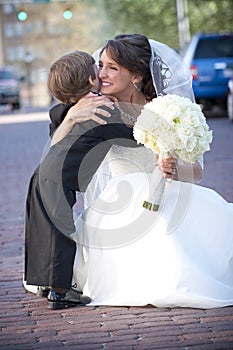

{"left": 0, "top": 114, "right": 233, "bottom": 350}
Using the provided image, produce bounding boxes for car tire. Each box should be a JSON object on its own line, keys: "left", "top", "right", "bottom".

{"left": 12, "top": 101, "right": 21, "bottom": 110}
{"left": 227, "top": 93, "right": 233, "bottom": 122}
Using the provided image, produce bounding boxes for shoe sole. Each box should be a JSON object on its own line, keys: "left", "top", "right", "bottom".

{"left": 47, "top": 300, "right": 88, "bottom": 310}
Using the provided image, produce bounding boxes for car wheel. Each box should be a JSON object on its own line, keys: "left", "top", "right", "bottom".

{"left": 12, "top": 102, "right": 21, "bottom": 110}
{"left": 227, "top": 93, "right": 233, "bottom": 122}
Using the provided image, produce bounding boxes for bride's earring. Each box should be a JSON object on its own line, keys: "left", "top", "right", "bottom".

{"left": 132, "top": 81, "right": 141, "bottom": 92}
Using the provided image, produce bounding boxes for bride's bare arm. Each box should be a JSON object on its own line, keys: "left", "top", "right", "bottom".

{"left": 51, "top": 93, "right": 114, "bottom": 146}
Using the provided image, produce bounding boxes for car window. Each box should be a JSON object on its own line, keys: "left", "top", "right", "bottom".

{"left": 194, "top": 37, "right": 233, "bottom": 59}
{"left": 0, "top": 70, "right": 14, "bottom": 80}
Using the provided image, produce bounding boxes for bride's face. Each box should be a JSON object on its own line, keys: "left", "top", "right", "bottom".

{"left": 98, "top": 49, "right": 136, "bottom": 101}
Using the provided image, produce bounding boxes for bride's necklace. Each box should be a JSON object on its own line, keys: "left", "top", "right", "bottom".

{"left": 116, "top": 98, "right": 147, "bottom": 127}
{"left": 117, "top": 106, "right": 137, "bottom": 125}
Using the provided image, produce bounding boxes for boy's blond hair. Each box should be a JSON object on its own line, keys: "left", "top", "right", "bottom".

{"left": 48, "top": 50, "right": 96, "bottom": 104}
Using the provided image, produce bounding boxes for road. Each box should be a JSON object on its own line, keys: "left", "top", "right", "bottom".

{"left": 198, "top": 116, "right": 233, "bottom": 202}
{"left": 0, "top": 111, "right": 233, "bottom": 349}
{"left": 1, "top": 108, "right": 232, "bottom": 201}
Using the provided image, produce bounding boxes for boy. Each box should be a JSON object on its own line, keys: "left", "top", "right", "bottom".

{"left": 24, "top": 50, "right": 137, "bottom": 309}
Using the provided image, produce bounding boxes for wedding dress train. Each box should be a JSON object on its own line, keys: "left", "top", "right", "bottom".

{"left": 72, "top": 145, "right": 233, "bottom": 309}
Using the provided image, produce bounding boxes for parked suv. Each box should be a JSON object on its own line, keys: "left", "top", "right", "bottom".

{"left": 0, "top": 67, "right": 21, "bottom": 110}
{"left": 180, "top": 32, "right": 233, "bottom": 110}
{"left": 227, "top": 76, "right": 233, "bottom": 121}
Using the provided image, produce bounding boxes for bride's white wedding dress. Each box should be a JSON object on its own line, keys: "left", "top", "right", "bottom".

{"left": 72, "top": 145, "right": 233, "bottom": 309}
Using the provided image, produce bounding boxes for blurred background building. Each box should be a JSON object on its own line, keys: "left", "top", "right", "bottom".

{"left": 0, "top": 0, "right": 232, "bottom": 109}
{"left": 0, "top": 0, "right": 109, "bottom": 107}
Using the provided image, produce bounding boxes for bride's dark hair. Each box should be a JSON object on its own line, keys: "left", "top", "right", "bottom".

{"left": 102, "top": 34, "right": 156, "bottom": 101}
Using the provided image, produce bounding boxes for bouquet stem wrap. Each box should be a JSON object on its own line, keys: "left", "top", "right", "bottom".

{"left": 143, "top": 152, "right": 168, "bottom": 212}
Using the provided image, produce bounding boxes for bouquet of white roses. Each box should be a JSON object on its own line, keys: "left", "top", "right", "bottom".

{"left": 133, "top": 94, "right": 213, "bottom": 211}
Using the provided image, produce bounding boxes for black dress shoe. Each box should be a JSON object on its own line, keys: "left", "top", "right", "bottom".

{"left": 37, "top": 286, "right": 50, "bottom": 298}
{"left": 47, "top": 288, "right": 91, "bottom": 310}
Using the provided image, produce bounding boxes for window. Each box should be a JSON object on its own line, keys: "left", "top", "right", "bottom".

{"left": 4, "top": 23, "right": 14, "bottom": 38}
{"left": 194, "top": 36, "right": 233, "bottom": 59}
{"left": 3, "top": 4, "right": 15, "bottom": 15}
{"left": 0, "top": 70, "right": 14, "bottom": 80}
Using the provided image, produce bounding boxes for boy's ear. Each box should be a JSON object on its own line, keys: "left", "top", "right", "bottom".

{"left": 89, "top": 76, "right": 95, "bottom": 87}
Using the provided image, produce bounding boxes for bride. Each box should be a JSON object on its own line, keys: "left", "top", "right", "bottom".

{"left": 71, "top": 34, "right": 233, "bottom": 309}
{"left": 24, "top": 34, "right": 233, "bottom": 309}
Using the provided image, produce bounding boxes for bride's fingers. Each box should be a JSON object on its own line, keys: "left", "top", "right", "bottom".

{"left": 95, "top": 106, "right": 111, "bottom": 118}
{"left": 67, "top": 95, "right": 115, "bottom": 125}
{"left": 85, "top": 93, "right": 115, "bottom": 109}
{"left": 91, "top": 115, "right": 108, "bottom": 125}
{"left": 160, "top": 159, "right": 177, "bottom": 176}
{"left": 92, "top": 107, "right": 112, "bottom": 124}
{"left": 164, "top": 166, "right": 176, "bottom": 175}
{"left": 155, "top": 155, "right": 159, "bottom": 165}
{"left": 163, "top": 172, "right": 174, "bottom": 179}
{"left": 71, "top": 106, "right": 111, "bottom": 125}
{"left": 164, "top": 163, "right": 176, "bottom": 172}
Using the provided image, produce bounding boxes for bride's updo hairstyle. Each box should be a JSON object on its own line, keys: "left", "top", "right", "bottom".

{"left": 101, "top": 34, "right": 156, "bottom": 101}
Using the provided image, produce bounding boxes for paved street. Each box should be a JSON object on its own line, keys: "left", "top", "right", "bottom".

{"left": 0, "top": 111, "right": 233, "bottom": 350}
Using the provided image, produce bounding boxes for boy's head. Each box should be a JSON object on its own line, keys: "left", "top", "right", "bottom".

{"left": 48, "top": 50, "right": 99, "bottom": 104}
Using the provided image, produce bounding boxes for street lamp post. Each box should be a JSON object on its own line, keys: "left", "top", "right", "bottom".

{"left": 176, "top": 0, "right": 190, "bottom": 49}
{"left": 24, "top": 51, "right": 33, "bottom": 107}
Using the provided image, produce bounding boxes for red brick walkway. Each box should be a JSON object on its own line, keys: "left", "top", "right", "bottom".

{"left": 0, "top": 113, "right": 233, "bottom": 350}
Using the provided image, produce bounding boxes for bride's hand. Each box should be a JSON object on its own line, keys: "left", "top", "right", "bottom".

{"left": 51, "top": 93, "right": 116, "bottom": 146}
{"left": 155, "top": 156, "right": 177, "bottom": 180}
{"left": 66, "top": 92, "right": 115, "bottom": 125}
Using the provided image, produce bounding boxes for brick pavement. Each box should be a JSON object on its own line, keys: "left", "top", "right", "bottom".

{"left": 0, "top": 112, "right": 233, "bottom": 350}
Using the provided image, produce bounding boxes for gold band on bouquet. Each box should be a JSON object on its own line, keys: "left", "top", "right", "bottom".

{"left": 143, "top": 200, "right": 159, "bottom": 212}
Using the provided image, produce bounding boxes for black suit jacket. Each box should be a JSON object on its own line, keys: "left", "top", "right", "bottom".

{"left": 42, "top": 103, "right": 138, "bottom": 192}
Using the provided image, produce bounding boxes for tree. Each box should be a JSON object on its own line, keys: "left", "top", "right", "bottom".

{"left": 101, "top": 0, "right": 179, "bottom": 48}
{"left": 188, "top": 0, "right": 233, "bottom": 35}
{"left": 100, "top": 0, "right": 233, "bottom": 49}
